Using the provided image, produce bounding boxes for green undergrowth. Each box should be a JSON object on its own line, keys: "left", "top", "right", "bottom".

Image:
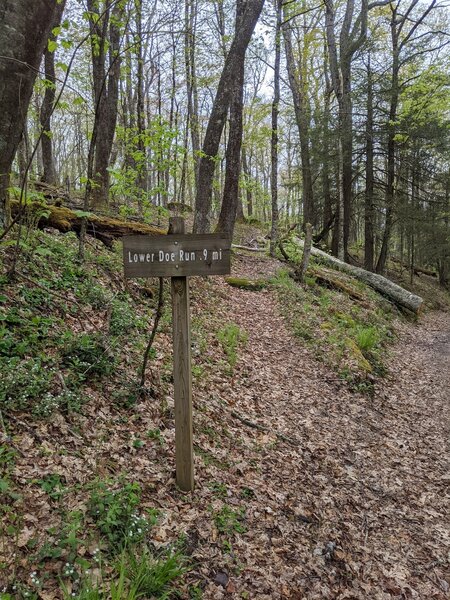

{"left": 0, "top": 230, "right": 168, "bottom": 418}
{"left": 272, "top": 266, "right": 396, "bottom": 392}
{"left": 1, "top": 473, "right": 188, "bottom": 598}
{"left": 0, "top": 231, "right": 193, "bottom": 596}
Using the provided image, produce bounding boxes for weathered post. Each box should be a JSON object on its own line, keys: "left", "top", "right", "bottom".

{"left": 168, "top": 217, "right": 194, "bottom": 491}
{"left": 122, "top": 220, "right": 231, "bottom": 491}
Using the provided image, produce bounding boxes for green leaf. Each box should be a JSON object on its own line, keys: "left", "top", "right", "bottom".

{"left": 48, "top": 39, "right": 57, "bottom": 53}
{"left": 56, "top": 61, "right": 69, "bottom": 73}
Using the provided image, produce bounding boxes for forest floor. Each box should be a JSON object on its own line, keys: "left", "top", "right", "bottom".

{"left": 1, "top": 232, "right": 449, "bottom": 600}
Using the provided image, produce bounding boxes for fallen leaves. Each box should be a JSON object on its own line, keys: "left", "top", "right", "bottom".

{"left": 2, "top": 253, "right": 449, "bottom": 599}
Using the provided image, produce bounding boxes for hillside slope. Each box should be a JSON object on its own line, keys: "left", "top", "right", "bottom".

{"left": 0, "top": 232, "right": 449, "bottom": 599}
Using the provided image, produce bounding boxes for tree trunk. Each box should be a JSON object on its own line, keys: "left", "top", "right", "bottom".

{"left": 322, "top": 53, "right": 333, "bottom": 246}
{"left": 40, "top": 1, "right": 66, "bottom": 186}
{"left": 185, "top": 0, "right": 201, "bottom": 187}
{"left": 292, "top": 237, "right": 423, "bottom": 314}
{"left": 269, "top": 0, "right": 281, "bottom": 256}
{"left": 193, "top": 0, "right": 265, "bottom": 233}
{"left": 376, "top": 6, "right": 399, "bottom": 274}
{"left": 282, "top": 17, "right": 314, "bottom": 229}
{"left": 364, "top": 55, "right": 374, "bottom": 271}
{"left": 242, "top": 148, "right": 253, "bottom": 218}
{"left": 87, "top": 0, "right": 124, "bottom": 210}
{"left": 0, "top": 0, "right": 62, "bottom": 229}
{"left": 134, "top": 0, "right": 147, "bottom": 209}
{"left": 324, "top": 0, "right": 369, "bottom": 261}
{"left": 215, "top": 0, "right": 246, "bottom": 236}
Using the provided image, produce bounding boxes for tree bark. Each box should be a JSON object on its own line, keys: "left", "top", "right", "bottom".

{"left": 215, "top": 0, "right": 246, "bottom": 236}
{"left": 241, "top": 148, "right": 253, "bottom": 217}
{"left": 184, "top": 0, "right": 201, "bottom": 188}
{"left": 40, "top": 1, "right": 66, "bottom": 186}
{"left": 0, "top": 0, "right": 62, "bottom": 229}
{"left": 364, "top": 54, "right": 375, "bottom": 271}
{"left": 292, "top": 237, "right": 423, "bottom": 314}
{"left": 193, "top": 0, "right": 265, "bottom": 233}
{"left": 86, "top": 0, "right": 124, "bottom": 209}
{"left": 269, "top": 0, "right": 281, "bottom": 256}
{"left": 324, "top": 0, "right": 369, "bottom": 261}
{"left": 282, "top": 16, "right": 314, "bottom": 229}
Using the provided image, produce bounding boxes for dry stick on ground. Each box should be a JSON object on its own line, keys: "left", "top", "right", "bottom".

{"left": 232, "top": 244, "right": 267, "bottom": 252}
{"left": 140, "top": 277, "right": 164, "bottom": 388}
{"left": 15, "top": 271, "right": 101, "bottom": 331}
{"left": 230, "top": 410, "right": 300, "bottom": 447}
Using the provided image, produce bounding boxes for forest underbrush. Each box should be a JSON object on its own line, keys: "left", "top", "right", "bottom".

{"left": 0, "top": 225, "right": 449, "bottom": 599}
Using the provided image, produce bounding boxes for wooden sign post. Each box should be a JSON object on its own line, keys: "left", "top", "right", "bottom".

{"left": 123, "top": 217, "right": 231, "bottom": 491}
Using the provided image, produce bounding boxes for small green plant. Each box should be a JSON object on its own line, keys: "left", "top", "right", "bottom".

{"left": 62, "top": 545, "right": 185, "bottom": 600}
{"left": 355, "top": 325, "right": 379, "bottom": 354}
{"left": 62, "top": 333, "right": 114, "bottom": 380}
{"left": 132, "top": 438, "right": 144, "bottom": 449}
{"left": 88, "top": 480, "right": 158, "bottom": 552}
{"left": 240, "top": 487, "right": 255, "bottom": 499}
{"left": 146, "top": 428, "right": 165, "bottom": 445}
{"left": 112, "top": 382, "right": 142, "bottom": 409}
{"left": 213, "top": 505, "right": 246, "bottom": 536}
{"left": 37, "top": 474, "right": 66, "bottom": 501}
{"left": 119, "top": 546, "right": 186, "bottom": 599}
{"left": 217, "top": 323, "right": 247, "bottom": 371}
{"left": 37, "top": 510, "right": 85, "bottom": 564}
{"left": 109, "top": 298, "right": 145, "bottom": 336}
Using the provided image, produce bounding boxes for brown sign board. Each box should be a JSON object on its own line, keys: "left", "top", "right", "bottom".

{"left": 123, "top": 233, "right": 231, "bottom": 278}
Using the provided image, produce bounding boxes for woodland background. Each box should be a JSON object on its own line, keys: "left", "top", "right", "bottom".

{"left": 0, "top": 0, "right": 449, "bottom": 285}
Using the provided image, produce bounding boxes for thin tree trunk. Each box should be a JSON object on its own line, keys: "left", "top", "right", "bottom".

{"left": 40, "top": 0, "right": 66, "bottom": 185}
{"left": 364, "top": 55, "right": 374, "bottom": 271}
{"left": 87, "top": 0, "right": 124, "bottom": 209}
{"left": 269, "top": 0, "right": 281, "bottom": 256}
{"left": 282, "top": 18, "right": 314, "bottom": 229}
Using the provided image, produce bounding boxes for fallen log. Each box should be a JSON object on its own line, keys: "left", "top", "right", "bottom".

{"left": 391, "top": 256, "right": 437, "bottom": 278}
{"left": 291, "top": 237, "right": 423, "bottom": 314}
{"left": 310, "top": 269, "right": 370, "bottom": 305}
{"left": 10, "top": 200, "right": 165, "bottom": 246}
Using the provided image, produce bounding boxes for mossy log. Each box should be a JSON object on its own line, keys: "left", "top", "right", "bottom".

{"left": 292, "top": 237, "right": 423, "bottom": 314}
{"left": 11, "top": 200, "right": 165, "bottom": 246}
{"left": 225, "top": 277, "right": 266, "bottom": 291}
{"left": 310, "top": 269, "right": 369, "bottom": 305}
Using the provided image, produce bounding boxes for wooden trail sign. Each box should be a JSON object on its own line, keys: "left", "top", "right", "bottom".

{"left": 123, "top": 218, "right": 231, "bottom": 492}
{"left": 123, "top": 233, "right": 231, "bottom": 278}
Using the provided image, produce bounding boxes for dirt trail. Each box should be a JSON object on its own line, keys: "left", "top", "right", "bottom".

{"left": 193, "top": 264, "right": 450, "bottom": 599}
